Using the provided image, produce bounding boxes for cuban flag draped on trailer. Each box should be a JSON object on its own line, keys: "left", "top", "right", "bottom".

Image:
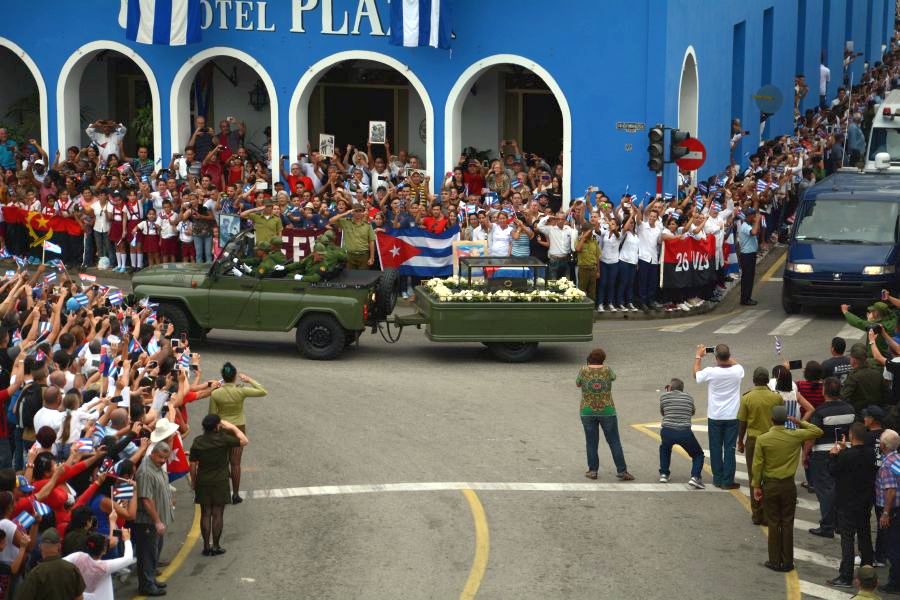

{"left": 376, "top": 225, "right": 460, "bottom": 277}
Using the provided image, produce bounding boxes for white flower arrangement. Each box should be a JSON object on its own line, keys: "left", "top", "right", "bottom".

{"left": 421, "top": 275, "right": 587, "bottom": 303}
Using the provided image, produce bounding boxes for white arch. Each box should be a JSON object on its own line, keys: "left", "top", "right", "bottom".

{"left": 57, "top": 41, "right": 162, "bottom": 162}
{"left": 171, "top": 47, "right": 279, "bottom": 167}
{"left": 288, "top": 50, "right": 434, "bottom": 172}
{"left": 0, "top": 38, "right": 49, "bottom": 150}
{"left": 445, "top": 54, "right": 572, "bottom": 206}
{"left": 677, "top": 46, "right": 700, "bottom": 141}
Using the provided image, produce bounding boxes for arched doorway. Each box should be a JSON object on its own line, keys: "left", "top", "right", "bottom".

{"left": 289, "top": 51, "right": 433, "bottom": 175}
{"left": 445, "top": 55, "right": 571, "bottom": 205}
{"left": 57, "top": 41, "right": 161, "bottom": 161}
{"left": 0, "top": 38, "right": 48, "bottom": 149}
{"left": 678, "top": 48, "right": 699, "bottom": 140}
{"left": 170, "top": 47, "right": 278, "bottom": 166}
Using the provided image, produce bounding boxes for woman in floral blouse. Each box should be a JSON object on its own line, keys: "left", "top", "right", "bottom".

{"left": 576, "top": 348, "right": 634, "bottom": 481}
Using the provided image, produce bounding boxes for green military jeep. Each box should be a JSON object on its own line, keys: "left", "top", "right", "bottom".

{"left": 131, "top": 231, "right": 398, "bottom": 360}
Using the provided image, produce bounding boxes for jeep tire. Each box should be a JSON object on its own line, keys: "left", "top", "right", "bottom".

{"left": 485, "top": 342, "right": 539, "bottom": 363}
{"left": 157, "top": 303, "right": 194, "bottom": 341}
{"left": 296, "top": 314, "right": 346, "bottom": 360}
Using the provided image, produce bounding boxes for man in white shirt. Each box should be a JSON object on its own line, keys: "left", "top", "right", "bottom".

{"left": 91, "top": 190, "right": 113, "bottom": 266}
{"left": 693, "top": 343, "right": 745, "bottom": 489}
{"left": 635, "top": 207, "right": 664, "bottom": 310}
{"left": 32, "top": 386, "right": 65, "bottom": 441}
{"left": 85, "top": 120, "right": 127, "bottom": 163}
{"left": 819, "top": 62, "right": 831, "bottom": 109}
{"left": 537, "top": 212, "right": 576, "bottom": 280}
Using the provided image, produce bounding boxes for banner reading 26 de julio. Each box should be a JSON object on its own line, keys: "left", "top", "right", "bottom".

{"left": 661, "top": 236, "right": 717, "bottom": 289}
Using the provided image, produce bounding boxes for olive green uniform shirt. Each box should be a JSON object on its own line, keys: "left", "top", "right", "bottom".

{"left": 248, "top": 213, "right": 283, "bottom": 247}
{"left": 208, "top": 378, "right": 268, "bottom": 427}
{"left": 335, "top": 219, "right": 375, "bottom": 253}
{"left": 738, "top": 386, "right": 784, "bottom": 438}
{"left": 841, "top": 365, "right": 886, "bottom": 413}
{"left": 576, "top": 238, "right": 600, "bottom": 267}
{"left": 15, "top": 555, "right": 85, "bottom": 600}
{"left": 750, "top": 421, "right": 823, "bottom": 487}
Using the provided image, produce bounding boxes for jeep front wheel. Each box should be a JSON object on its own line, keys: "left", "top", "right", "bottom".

{"left": 157, "top": 303, "right": 194, "bottom": 340}
{"left": 296, "top": 314, "right": 346, "bottom": 360}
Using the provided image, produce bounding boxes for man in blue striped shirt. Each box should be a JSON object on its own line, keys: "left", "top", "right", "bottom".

{"left": 658, "top": 378, "right": 705, "bottom": 489}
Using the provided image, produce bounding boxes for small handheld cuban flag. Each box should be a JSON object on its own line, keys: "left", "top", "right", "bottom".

{"left": 13, "top": 512, "right": 35, "bottom": 531}
{"left": 389, "top": 0, "right": 453, "bottom": 49}
{"left": 717, "top": 175, "right": 728, "bottom": 187}
{"left": 42, "top": 240, "right": 62, "bottom": 255}
{"left": 769, "top": 182, "right": 779, "bottom": 191}
{"left": 698, "top": 182, "right": 709, "bottom": 195}
{"left": 79, "top": 273, "right": 97, "bottom": 284}
{"left": 663, "top": 193, "right": 674, "bottom": 200}
{"left": 139, "top": 297, "right": 159, "bottom": 310}
{"left": 98, "top": 457, "right": 115, "bottom": 474}
{"left": 10, "top": 329, "right": 21, "bottom": 346}
{"left": 124, "top": 0, "right": 203, "bottom": 46}
{"left": 34, "top": 350, "right": 46, "bottom": 363}
{"left": 31, "top": 500, "right": 51, "bottom": 518}
{"left": 0, "top": 248, "right": 9, "bottom": 259}
{"left": 73, "top": 438, "right": 94, "bottom": 454}
{"left": 38, "top": 322, "right": 51, "bottom": 337}
{"left": 3, "top": 270, "right": 14, "bottom": 279}
{"left": 755, "top": 179, "right": 768, "bottom": 193}
{"left": 147, "top": 337, "right": 160, "bottom": 354}
{"left": 31, "top": 286, "right": 42, "bottom": 299}
{"left": 177, "top": 351, "right": 191, "bottom": 370}
{"left": 108, "top": 290, "right": 125, "bottom": 306}
{"left": 774, "top": 335, "right": 783, "bottom": 355}
{"left": 114, "top": 482, "right": 135, "bottom": 502}
{"left": 48, "top": 259, "right": 64, "bottom": 270}
{"left": 128, "top": 337, "right": 144, "bottom": 355}
{"left": 73, "top": 293, "right": 90, "bottom": 308}
{"left": 43, "top": 272, "right": 57, "bottom": 284}
{"left": 694, "top": 194, "right": 704, "bottom": 209}
{"left": 13, "top": 256, "right": 26, "bottom": 269}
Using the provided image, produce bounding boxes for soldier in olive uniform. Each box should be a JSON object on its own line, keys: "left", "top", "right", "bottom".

{"left": 245, "top": 241, "right": 269, "bottom": 269}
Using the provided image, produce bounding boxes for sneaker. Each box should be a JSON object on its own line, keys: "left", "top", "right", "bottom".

{"left": 596, "top": 305, "right": 605, "bottom": 313}
{"left": 688, "top": 477, "right": 705, "bottom": 489}
{"left": 855, "top": 555, "right": 861, "bottom": 566}
{"left": 627, "top": 303, "right": 638, "bottom": 312}
{"left": 678, "top": 302, "right": 691, "bottom": 312}
{"left": 616, "top": 305, "right": 628, "bottom": 312}
{"left": 401, "top": 291, "right": 410, "bottom": 299}
{"left": 874, "top": 560, "right": 887, "bottom": 567}
{"left": 659, "top": 474, "right": 669, "bottom": 483}
{"left": 608, "top": 304, "right": 618, "bottom": 312}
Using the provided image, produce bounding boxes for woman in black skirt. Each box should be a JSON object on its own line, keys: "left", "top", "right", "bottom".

{"left": 189, "top": 414, "right": 248, "bottom": 556}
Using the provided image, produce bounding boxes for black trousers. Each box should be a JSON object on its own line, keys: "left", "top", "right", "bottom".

{"left": 738, "top": 252, "right": 757, "bottom": 302}
{"left": 838, "top": 510, "right": 873, "bottom": 580}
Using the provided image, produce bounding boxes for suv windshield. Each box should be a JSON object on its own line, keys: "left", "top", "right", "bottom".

{"left": 795, "top": 199, "right": 899, "bottom": 244}
{"left": 868, "top": 127, "right": 900, "bottom": 161}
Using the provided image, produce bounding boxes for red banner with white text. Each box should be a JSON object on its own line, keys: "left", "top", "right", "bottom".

{"left": 661, "top": 236, "right": 717, "bottom": 289}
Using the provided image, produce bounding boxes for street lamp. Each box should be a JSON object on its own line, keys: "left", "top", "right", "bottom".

{"left": 248, "top": 79, "right": 268, "bottom": 111}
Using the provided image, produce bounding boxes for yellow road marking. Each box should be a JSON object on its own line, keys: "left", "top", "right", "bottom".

{"left": 630, "top": 423, "right": 799, "bottom": 600}
{"left": 460, "top": 489, "right": 490, "bottom": 600}
{"left": 761, "top": 253, "right": 787, "bottom": 282}
{"left": 132, "top": 505, "right": 201, "bottom": 600}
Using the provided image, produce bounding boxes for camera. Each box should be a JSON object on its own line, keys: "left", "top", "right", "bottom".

{"left": 867, "top": 323, "right": 884, "bottom": 335}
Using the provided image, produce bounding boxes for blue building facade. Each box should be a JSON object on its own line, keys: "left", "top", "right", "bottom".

{"left": 0, "top": 0, "right": 893, "bottom": 204}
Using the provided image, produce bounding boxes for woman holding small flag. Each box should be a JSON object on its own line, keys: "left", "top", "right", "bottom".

{"left": 190, "top": 414, "right": 248, "bottom": 556}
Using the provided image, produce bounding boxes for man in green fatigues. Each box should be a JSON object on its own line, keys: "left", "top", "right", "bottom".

{"left": 574, "top": 223, "right": 600, "bottom": 303}
{"left": 328, "top": 204, "right": 375, "bottom": 269}
{"left": 841, "top": 343, "right": 886, "bottom": 412}
{"left": 751, "top": 405, "right": 823, "bottom": 573}
{"left": 15, "top": 528, "right": 86, "bottom": 600}
{"left": 245, "top": 241, "right": 269, "bottom": 272}
{"left": 240, "top": 197, "right": 283, "bottom": 248}
{"left": 738, "top": 366, "right": 785, "bottom": 525}
{"left": 841, "top": 301, "right": 897, "bottom": 362}
{"left": 852, "top": 565, "right": 882, "bottom": 598}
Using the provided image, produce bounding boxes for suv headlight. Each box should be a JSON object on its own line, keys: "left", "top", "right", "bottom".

{"left": 863, "top": 265, "right": 896, "bottom": 275}
{"left": 787, "top": 262, "right": 814, "bottom": 273}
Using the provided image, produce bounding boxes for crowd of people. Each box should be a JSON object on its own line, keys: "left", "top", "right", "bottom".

{"left": 0, "top": 264, "right": 266, "bottom": 598}
{"left": 576, "top": 289, "right": 900, "bottom": 596}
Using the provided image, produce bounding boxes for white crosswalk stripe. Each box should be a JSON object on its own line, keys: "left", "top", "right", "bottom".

{"left": 659, "top": 321, "right": 703, "bottom": 333}
{"left": 713, "top": 310, "right": 770, "bottom": 334}
{"left": 703, "top": 449, "right": 746, "bottom": 465}
{"left": 835, "top": 324, "right": 863, "bottom": 342}
{"left": 768, "top": 316, "right": 814, "bottom": 336}
{"left": 793, "top": 548, "right": 841, "bottom": 569}
{"left": 738, "top": 486, "right": 819, "bottom": 512}
{"left": 799, "top": 580, "right": 853, "bottom": 600}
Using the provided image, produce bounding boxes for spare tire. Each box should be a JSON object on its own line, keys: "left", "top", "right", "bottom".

{"left": 373, "top": 268, "right": 399, "bottom": 319}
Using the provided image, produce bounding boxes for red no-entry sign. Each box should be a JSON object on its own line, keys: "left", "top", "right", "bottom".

{"left": 675, "top": 137, "right": 706, "bottom": 171}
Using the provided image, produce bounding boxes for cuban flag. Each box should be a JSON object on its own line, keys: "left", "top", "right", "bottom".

{"left": 73, "top": 293, "right": 90, "bottom": 308}
{"left": 108, "top": 290, "right": 125, "bottom": 306}
{"left": 73, "top": 438, "right": 94, "bottom": 454}
{"left": 79, "top": 273, "right": 97, "bottom": 283}
{"left": 31, "top": 500, "right": 51, "bottom": 518}
{"left": 13, "top": 512, "right": 34, "bottom": 531}
{"left": 38, "top": 322, "right": 51, "bottom": 336}
{"left": 128, "top": 337, "right": 144, "bottom": 355}
{"left": 147, "top": 337, "right": 160, "bottom": 354}
{"left": 3, "top": 271, "right": 13, "bottom": 279}
{"left": 168, "top": 432, "right": 191, "bottom": 482}
{"left": 43, "top": 272, "right": 57, "bottom": 284}
{"left": 124, "top": 0, "right": 202, "bottom": 46}
{"left": 177, "top": 351, "right": 191, "bottom": 370}
{"left": 48, "top": 259, "right": 64, "bottom": 270}
{"left": 10, "top": 330, "right": 21, "bottom": 346}
{"left": 724, "top": 232, "right": 740, "bottom": 276}
{"left": 755, "top": 179, "right": 768, "bottom": 193}
{"left": 376, "top": 225, "right": 460, "bottom": 277}
{"left": 42, "top": 240, "right": 62, "bottom": 255}
{"left": 114, "top": 482, "right": 135, "bottom": 502}
{"left": 390, "top": 0, "right": 452, "bottom": 50}
{"left": 13, "top": 256, "right": 26, "bottom": 269}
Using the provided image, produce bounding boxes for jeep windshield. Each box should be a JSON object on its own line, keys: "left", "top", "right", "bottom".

{"left": 868, "top": 127, "right": 900, "bottom": 161}
{"left": 794, "top": 199, "right": 899, "bottom": 244}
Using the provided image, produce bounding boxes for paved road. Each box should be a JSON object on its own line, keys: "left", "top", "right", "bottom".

{"left": 155, "top": 270, "right": 868, "bottom": 600}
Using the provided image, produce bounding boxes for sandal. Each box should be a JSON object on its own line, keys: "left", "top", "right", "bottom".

{"left": 585, "top": 471, "right": 598, "bottom": 480}
{"left": 616, "top": 471, "right": 635, "bottom": 481}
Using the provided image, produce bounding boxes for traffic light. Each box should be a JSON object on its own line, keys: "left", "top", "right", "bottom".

{"left": 647, "top": 126, "right": 664, "bottom": 172}
{"left": 670, "top": 129, "right": 690, "bottom": 162}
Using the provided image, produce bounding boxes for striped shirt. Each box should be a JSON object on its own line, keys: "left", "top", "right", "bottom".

{"left": 797, "top": 379, "right": 825, "bottom": 408}
{"left": 876, "top": 452, "right": 900, "bottom": 508}
{"left": 659, "top": 391, "right": 695, "bottom": 430}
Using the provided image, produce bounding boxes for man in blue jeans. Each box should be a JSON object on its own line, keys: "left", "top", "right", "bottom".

{"left": 658, "top": 378, "right": 705, "bottom": 489}
{"left": 694, "top": 343, "right": 745, "bottom": 489}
